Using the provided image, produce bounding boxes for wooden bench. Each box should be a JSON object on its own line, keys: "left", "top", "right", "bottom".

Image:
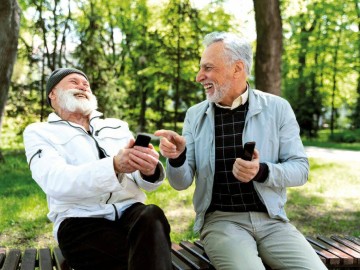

{"left": 1, "top": 235, "right": 360, "bottom": 269}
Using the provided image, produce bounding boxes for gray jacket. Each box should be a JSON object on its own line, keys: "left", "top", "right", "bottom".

{"left": 166, "top": 88, "right": 309, "bottom": 233}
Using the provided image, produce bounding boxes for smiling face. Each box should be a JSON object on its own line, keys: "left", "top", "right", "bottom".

{"left": 49, "top": 73, "right": 97, "bottom": 116}
{"left": 196, "top": 42, "right": 234, "bottom": 105}
{"left": 196, "top": 41, "right": 247, "bottom": 106}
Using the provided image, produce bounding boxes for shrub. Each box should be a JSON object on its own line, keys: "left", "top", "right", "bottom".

{"left": 329, "top": 129, "right": 360, "bottom": 143}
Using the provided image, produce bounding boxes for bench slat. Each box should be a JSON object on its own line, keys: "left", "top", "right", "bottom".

{"left": 171, "top": 252, "right": 192, "bottom": 270}
{"left": 20, "top": 248, "right": 37, "bottom": 270}
{"left": 310, "top": 243, "right": 339, "bottom": 265}
{"left": 53, "top": 246, "right": 72, "bottom": 270}
{"left": 308, "top": 236, "right": 355, "bottom": 265}
{"left": 0, "top": 247, "right": 6, "bottom": 268}
{"left": 172, "top": 243, "right": 210, "bottom": 270}
{"left": 180, "top": 241, "right": 212, "bottom": 266}
{"left": 345, "top": 236, "right": 360, "bottom": 246}
{"left": 2, "top": 249, "right": 21, "bottom": 270}
{"left": 194, "top": 240, "right": 204, "bottom": 249}
{"left": 332, "top": 235, "right": 360, "bottom": 253}
{"left": 319, "top": 236, "right": 360, "bottom": 263}
{"left": 316, "top": 236, "right": 357, "bottom": 266}
{"left": 38, "top": 248, "right": 53, "bottom": 270}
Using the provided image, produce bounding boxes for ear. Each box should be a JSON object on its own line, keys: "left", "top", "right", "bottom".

{"left": 233, "top": 61, "right": 245, "bottom": 79}
{"left": 48, "top": 89, "right": 56, "bottom": 102}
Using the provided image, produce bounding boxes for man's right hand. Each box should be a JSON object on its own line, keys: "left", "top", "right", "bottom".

{"left": 113, "top": 139, "right": 137, "bottom": 174}
{"left": 154, "top": 129, "right": 186, "bottom": 159}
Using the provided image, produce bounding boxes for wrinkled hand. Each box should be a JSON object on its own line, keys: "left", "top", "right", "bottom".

{"left": 129, "top": 143, "right": 160, "bottom": 176}
{"left": 232, "top": 149, "right": 260, "bottom": 183}
{"left": 154, "top": 129, "right": 186, "bottom": 159}
{"left": 113, "top": 139, "right": 160, "bottom": 176}
{"left": 113, "top": 139, "right": 137, "bottom": 174}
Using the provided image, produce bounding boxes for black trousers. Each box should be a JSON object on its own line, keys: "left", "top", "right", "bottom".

{"left": 57, "top": 203, "right": 172, "bottom": 270}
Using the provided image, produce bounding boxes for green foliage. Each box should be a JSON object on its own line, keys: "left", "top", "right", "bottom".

{"left": 281, "top": 1, "right": 359, "bottom": 137}
{"left": 8, "top": 0, "right": 235, "bottom": 135}
{"left": 328, "top": 129, "right": 360, "bottom": 143}
{"left": 8, "top": 0, "right": 360, "bottom": 138}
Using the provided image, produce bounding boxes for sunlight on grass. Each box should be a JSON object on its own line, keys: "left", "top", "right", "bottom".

{"left": 286, "top": 158, "right": 360, "bottom": 237}
{"left": 19, "top": 195, "right": 48, "bottom": 219}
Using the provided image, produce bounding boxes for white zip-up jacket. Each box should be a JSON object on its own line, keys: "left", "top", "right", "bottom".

{"left": 23, "top": 111, "right": 165, "bottom": 242}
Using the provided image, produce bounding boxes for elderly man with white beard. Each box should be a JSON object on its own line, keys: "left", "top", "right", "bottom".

{"left": 23, "top": 68, "right": 172, "bottom": 270}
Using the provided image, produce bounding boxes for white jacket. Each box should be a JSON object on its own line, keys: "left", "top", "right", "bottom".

{"left": 23, "top": 111, "right": 165, "bottom": 241}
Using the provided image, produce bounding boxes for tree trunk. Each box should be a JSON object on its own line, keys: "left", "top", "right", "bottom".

{"left": 0, "top": 0, "right": 21, "bottom": 159}
{"left": 253, "top": 0, "right": 282, "bottom": 95}
{"left": 330, "top": 26, "right": 342, "bottom": 135}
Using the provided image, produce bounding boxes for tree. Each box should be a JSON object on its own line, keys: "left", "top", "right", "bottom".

{"left": 253, "top": 0, "right": 282, "bottom": 95}
{"left": 0, "top": 0, "right": 21, "bottom": 160}
{"left": 291, "top": 6, "right": 321, "bottom": 138}
{"left": 156, "top": 0, "right": 234, "bottom": 132}
{"left": 352, "top": 0, "right": 360, "bottom": 129}
{"left": 281, "top": 1, "right": 357, "bottom": 136}
{"left": 5, "top": 0, "right": 235, "bottom": 136}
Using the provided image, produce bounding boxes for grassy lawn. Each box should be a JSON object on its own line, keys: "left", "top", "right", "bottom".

{"left": 0, "top": 148, "right": 359, "bottom": 249}
{"left": 302, "top": 129, "right": 360, "bottom": 151}
{"left": 286, "top": 158, "right": 360, "bottom": 236}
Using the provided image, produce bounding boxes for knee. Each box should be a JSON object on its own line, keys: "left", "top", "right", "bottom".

{"left": 143, "top": 204, "right": 166, "bottom": 220}
{"left": 138, "top": 204, "right": 170, "bottom": 231}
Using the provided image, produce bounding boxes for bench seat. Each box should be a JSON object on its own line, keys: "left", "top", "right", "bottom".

{"left": 1, "top": 235, "right": 359, "bottom": 269}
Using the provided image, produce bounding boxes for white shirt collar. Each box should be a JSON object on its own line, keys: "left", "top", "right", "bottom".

{"left": 215, "top": 85, "right": 249, "bottom": 110}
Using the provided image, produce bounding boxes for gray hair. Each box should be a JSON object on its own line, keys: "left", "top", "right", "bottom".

{"left": 203, "top": 32, "right": 253, "bottom": 76}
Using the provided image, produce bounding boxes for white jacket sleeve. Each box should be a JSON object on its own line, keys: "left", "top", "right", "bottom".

{"left": 24, "top": 124, "right": 128, "bottom": 201}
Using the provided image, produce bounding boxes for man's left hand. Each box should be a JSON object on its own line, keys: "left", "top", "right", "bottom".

{"left": 129, "top": 144, "right": 160, "bottom": 176}
{"left": 232, "top": 149, "right": 260, "bottom": 183}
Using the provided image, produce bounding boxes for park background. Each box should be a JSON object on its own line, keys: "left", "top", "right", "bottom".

{"left": 0, "top": 0, "right": 359, "bottom": 248}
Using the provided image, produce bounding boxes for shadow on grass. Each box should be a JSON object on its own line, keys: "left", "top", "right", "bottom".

{"left": 0, "top": 150, "right": 53, "bottom": 248}
{"left": 0, "top": 215, "right": 55, "bottom": 249}
{"left": 286, "top": 189, "right": 360, "bottom": 237}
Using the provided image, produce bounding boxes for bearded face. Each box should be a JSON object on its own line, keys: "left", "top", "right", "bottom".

{"left": 205, "top": 80, "right": 232, "bottom": 104}
{"left": 55, "top": 88, "right": 98, "bottom": 115}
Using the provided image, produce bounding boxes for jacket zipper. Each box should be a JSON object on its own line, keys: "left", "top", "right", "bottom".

{"left": 106, "top": 193, "right": 119, "bottom": 220}
{"left": 94, "top": 125, "right": 122, "bottom": 136}
{"left": 50, "top": 119, "right": 109, "bottom": 158}
{"left": 49, "top": 116, "right": 120, "bottom": 216}
{"left": 28, "top": 149, "right": 42, "bottom": 167}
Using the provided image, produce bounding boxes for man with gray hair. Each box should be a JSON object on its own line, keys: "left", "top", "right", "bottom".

{"left": 155, "top": 32, "right": 326, "bottom": 269}
{"left": 23, "top": 68, "right": 172, "bottom": 270}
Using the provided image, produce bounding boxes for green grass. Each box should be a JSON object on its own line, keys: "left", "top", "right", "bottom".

{"left": 303, "top": 140, "right": 360, "bottom": 151}
{"left": 302, "top": 129, "right": 360, "bottom": 151}
{"left": 286, "top": 158, "right": 360, "bottom": 236}
{"left": 0, "top": 148, "right": 359, "bottom": 249}
{"left": 0, "top": 151, "right": 54, "bottom": 248}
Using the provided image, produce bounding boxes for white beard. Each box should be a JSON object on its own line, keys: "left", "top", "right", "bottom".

{"left": 206, "top": 81, "right": 231, "bottom": 104}
{"left": 55, "top": 88, "right": 98, "bottom": 115}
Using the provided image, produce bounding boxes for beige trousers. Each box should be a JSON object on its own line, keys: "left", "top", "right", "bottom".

{"left": 200, "top": 211, "right": 327, "bottom": 270}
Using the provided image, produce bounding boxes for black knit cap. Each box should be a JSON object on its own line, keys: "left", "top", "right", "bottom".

{"left": 46, "top": 68, "right": 88, "bottom": 106}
